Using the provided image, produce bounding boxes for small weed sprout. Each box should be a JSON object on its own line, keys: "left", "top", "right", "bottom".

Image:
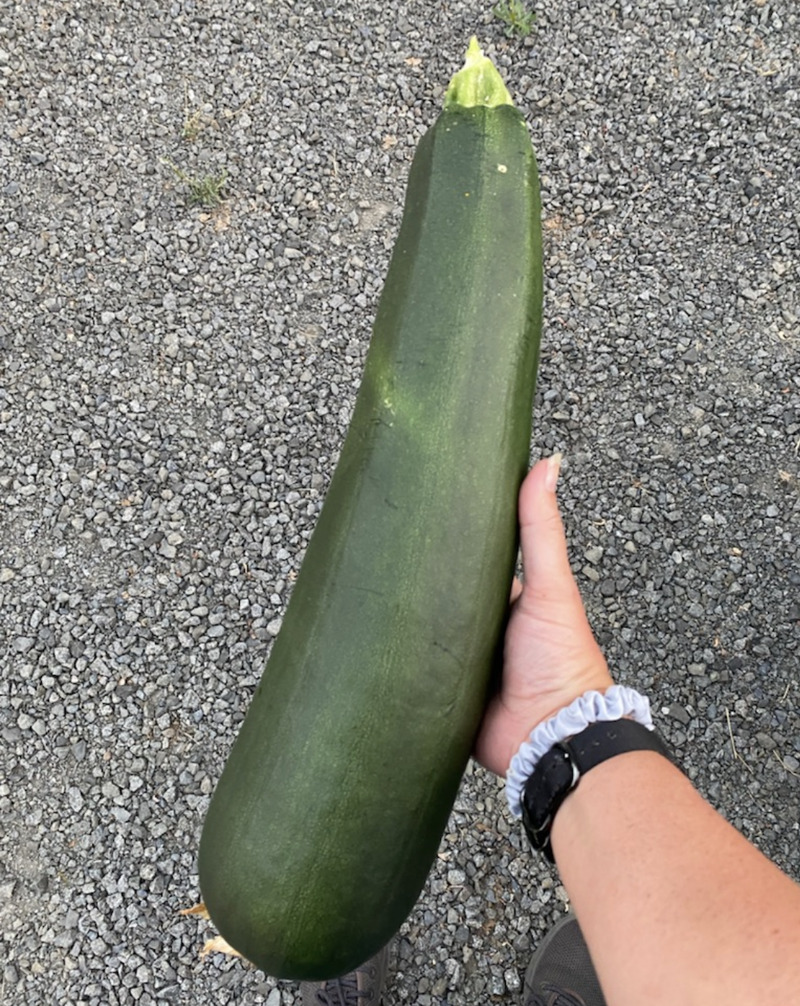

{"left": 493, "top": 0, "right": 536, "bottom": 39}
{"left": 182, "top": 110, "right": 205, "bottom": 142}
{"left": 161, "top": 158, "right": 228, "bottom": 208}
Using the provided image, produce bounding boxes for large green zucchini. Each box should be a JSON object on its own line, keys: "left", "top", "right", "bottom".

{"left": 198, "top": 39, "right": 542, "bottom": 980}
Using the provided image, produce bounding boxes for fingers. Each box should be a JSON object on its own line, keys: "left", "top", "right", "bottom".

{"left": 518, "top": 454, "right": 575, "bottom": 595}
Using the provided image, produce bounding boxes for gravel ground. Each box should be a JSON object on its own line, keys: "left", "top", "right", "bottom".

{"left": 1, "top": 0, "right": 799, "bottom": 1003}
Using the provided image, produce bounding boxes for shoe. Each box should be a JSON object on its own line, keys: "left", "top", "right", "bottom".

{"left": 300, "top": 944, "right": 390, "bottom": 1006}
{"left": 523, "top": 914, "right": 607, "bottom": 1006}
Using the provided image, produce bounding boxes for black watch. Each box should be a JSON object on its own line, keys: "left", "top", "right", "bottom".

{"left": 521, "top": 718, "right": 674, "bottom": 863}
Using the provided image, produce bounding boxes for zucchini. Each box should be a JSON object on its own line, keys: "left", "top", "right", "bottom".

{"left": 198, "top": 38, "right": 543, "bottom": 980}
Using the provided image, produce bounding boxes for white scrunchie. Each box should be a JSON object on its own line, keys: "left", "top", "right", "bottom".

{"left": 506, "top": 685, "right": 654, "bottom": 819}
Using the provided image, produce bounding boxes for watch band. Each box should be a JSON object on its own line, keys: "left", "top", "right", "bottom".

{"left": 506, "top": 685, "right": 653, "bottom": 819}
{"left": 521, "top": 718, "right": 674, "bottom": 863}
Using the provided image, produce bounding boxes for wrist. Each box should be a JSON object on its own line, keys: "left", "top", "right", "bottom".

{"left": 523, "top": 719, "right": 674, "bottom": 862}
{"left": 492, "top": 672, "right": 614, "bottom": 779}
{"left": 522, "top": 674, "right": 615, "bottom": 737}
{"left": 505, "top": 684, "right": 655, "bottom": 820}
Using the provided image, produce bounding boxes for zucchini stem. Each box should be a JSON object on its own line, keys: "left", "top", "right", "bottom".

{"left": 444, "top": 36, "right": 514, "bottom": 110}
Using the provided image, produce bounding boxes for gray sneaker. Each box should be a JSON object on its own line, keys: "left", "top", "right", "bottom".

{"left": 300, "top": 944, "right": 390, "bottom": 1006}
{"left": 523, "top": 915, "right": 607, "bottom": 1006}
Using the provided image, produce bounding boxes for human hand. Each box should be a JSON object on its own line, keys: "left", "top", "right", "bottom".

{"left": 474, "top": 455, "right": 614, "bottom": 777}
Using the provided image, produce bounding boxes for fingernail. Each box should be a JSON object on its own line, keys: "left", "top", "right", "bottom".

{"left": 545, "top": 453, "right": 563, "bottom": 493}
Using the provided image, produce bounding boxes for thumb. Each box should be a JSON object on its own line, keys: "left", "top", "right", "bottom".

{"left": 518, "top": 454, "right": 575, "bottom": 596}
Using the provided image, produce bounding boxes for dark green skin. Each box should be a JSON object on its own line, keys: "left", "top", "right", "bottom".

{"left": 198, "top": 103, "right": 542, "bottom": 980}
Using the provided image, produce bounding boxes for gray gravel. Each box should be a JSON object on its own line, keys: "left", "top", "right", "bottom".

{"left": 1, "top": 0, "right": 799, "bottom": 1003}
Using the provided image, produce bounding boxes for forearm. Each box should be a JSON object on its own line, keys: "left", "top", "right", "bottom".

{"left": 551, "top": 750, "right": 800, "bottom": 1006}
